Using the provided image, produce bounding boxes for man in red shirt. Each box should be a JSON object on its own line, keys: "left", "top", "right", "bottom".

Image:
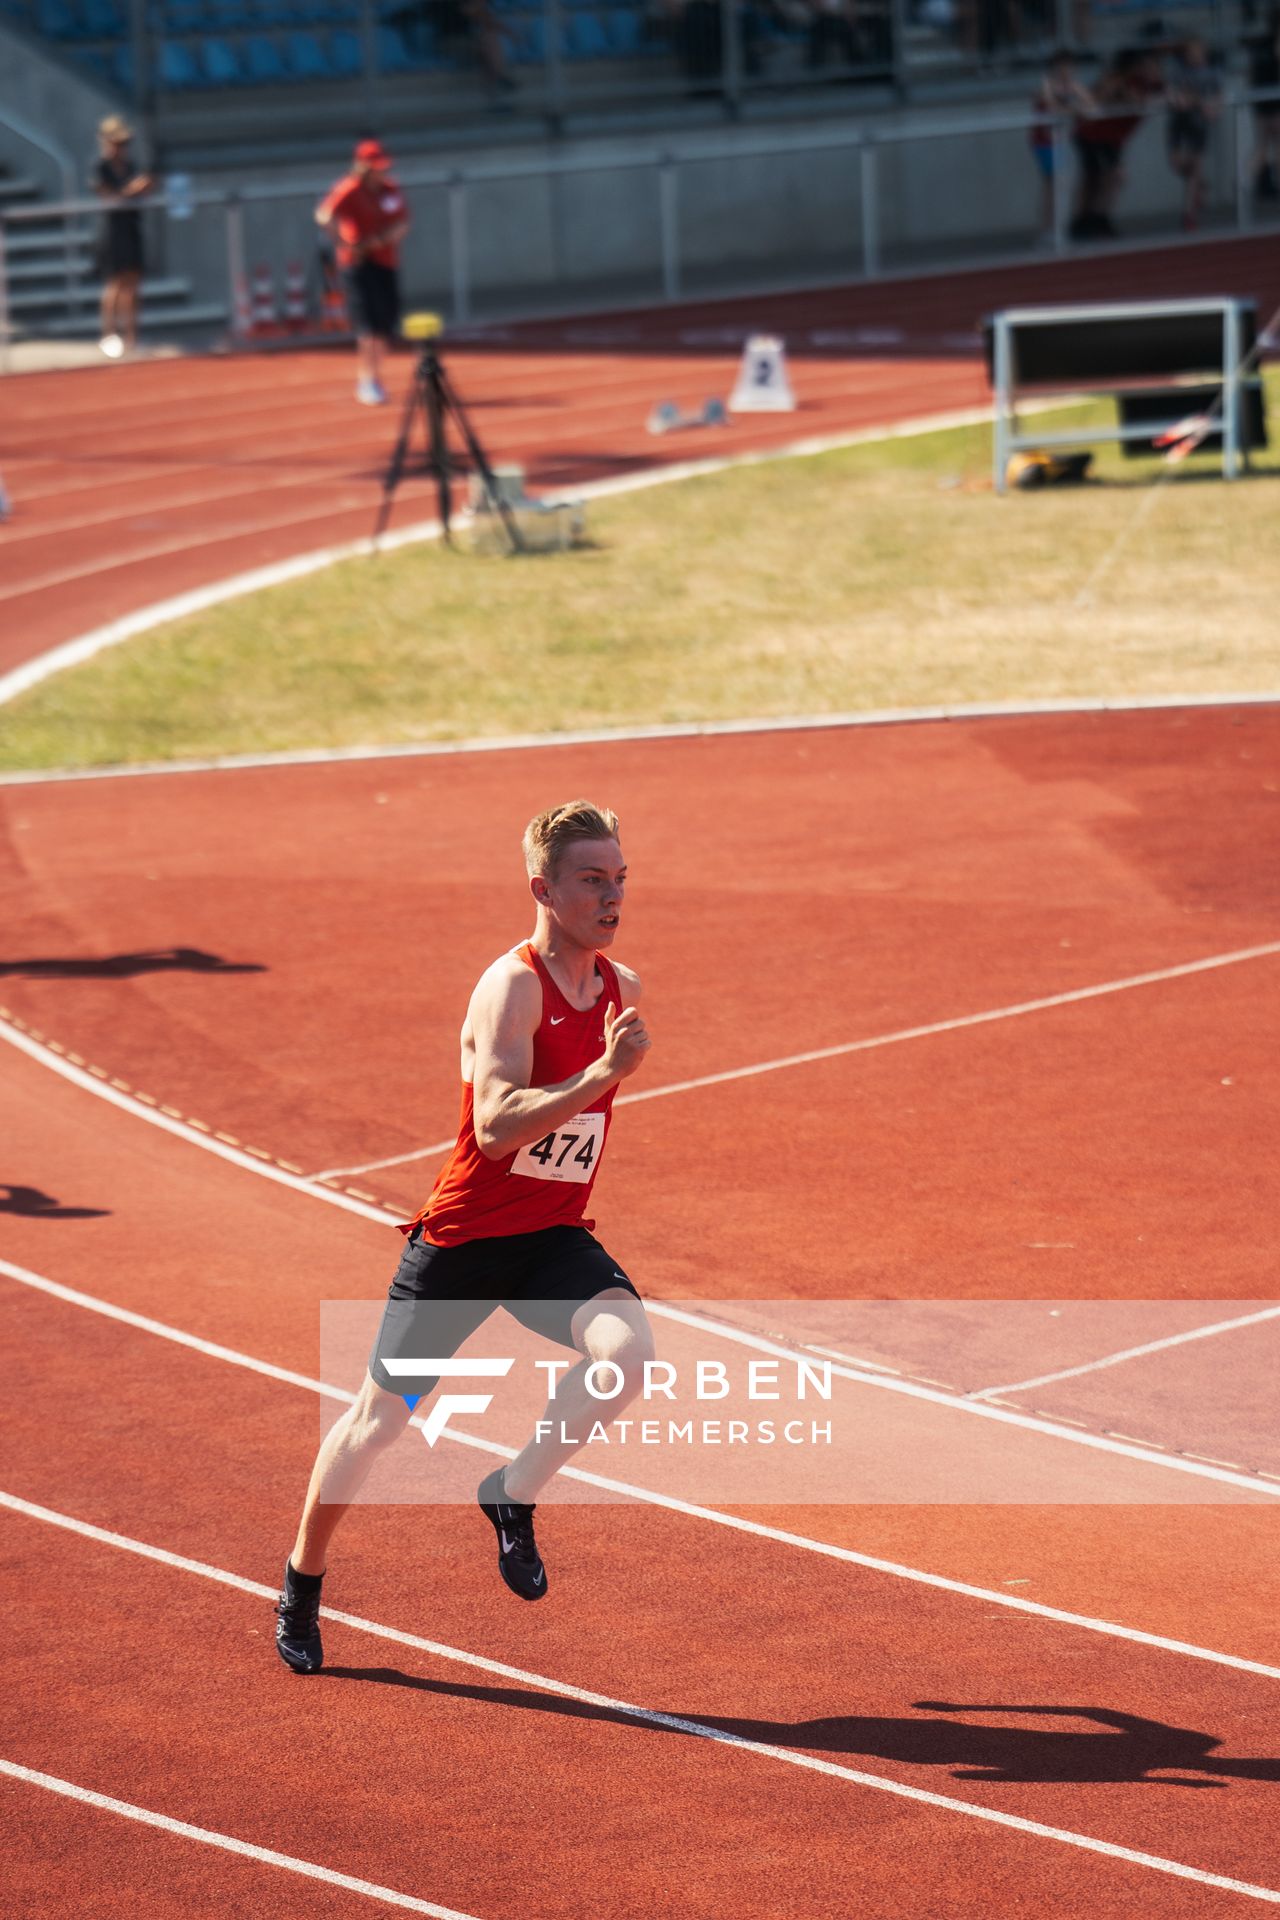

{"left": 276, "top": 801, "right": 654, "bottom": 1671}
{"left": 315, "top": 138, "right": 410, "bottom": 405}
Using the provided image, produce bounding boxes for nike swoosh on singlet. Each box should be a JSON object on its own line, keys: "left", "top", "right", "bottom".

{"left": 550, "top": 1015, "right": 566, "bottom": 1025}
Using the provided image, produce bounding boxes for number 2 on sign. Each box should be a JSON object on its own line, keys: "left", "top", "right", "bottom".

{"left": 512, "top": 1110, "right": 605, "bottom": 1184}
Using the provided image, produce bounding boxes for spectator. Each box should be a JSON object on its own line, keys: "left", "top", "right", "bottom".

{"left": 1071, "top": 44, "right": 1165, "bottom": 240}
{"left": 1165, "top": 36, "right": 1221, "bottom": 230}
{"left": 315, "top": 139, "right": 411, "bottom": 406}
{"left": 1029, "top": 48, "right": 1094, "bottom": 241}
{"left": 803, "top": 0, "right": 891, "bottom": 73}
{"left": 653, "top": 0, "right": 772, "bottom": 93}
{"left": 807, "top": 0, "right": 861, "bottom": 72}
{"left": 389, "top": 0, "right": 515, "bottom": 94}
{"left": 1245, "top": 7, "right": 1280, "bottom": 200}
{"left": 91, "top": 115, "right": 153, "bottom": 360}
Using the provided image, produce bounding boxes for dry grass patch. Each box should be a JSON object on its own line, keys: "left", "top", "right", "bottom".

{"left": 2, "top": 392, "right": 1277, "bottom": 771}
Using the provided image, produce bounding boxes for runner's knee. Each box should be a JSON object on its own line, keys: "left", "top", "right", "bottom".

{"left": 350, "top": 1376, "right": 414, "bottom": 1449}
{"left": 576, "top": 1298, "right": 655, "bottom": 1401}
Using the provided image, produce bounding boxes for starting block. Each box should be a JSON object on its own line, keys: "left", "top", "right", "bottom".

{"left": 729, "top": 334, "right": 795, "bottom": 413}
{"left": 647, "top": 397, "right": 728, "bottom": 436}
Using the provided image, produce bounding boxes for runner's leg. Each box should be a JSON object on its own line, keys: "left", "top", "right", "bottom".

{"left": 503, "top": 1288, "right": 655, "bottom": 1503}
{"left": 290, "top": 1372, "right": 414, "bottom": 1574}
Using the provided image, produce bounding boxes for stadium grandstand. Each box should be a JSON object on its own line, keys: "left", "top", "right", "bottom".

{"left": 0, "top": 0, "right": 1269, "bottom": 343}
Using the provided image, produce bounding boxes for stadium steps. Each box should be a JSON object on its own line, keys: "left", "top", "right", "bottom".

{"left": 8, "top": 273, "right": 228, "bottom": 333}
{"left": 0, "top": 173, "right": 43, "bottom": 207}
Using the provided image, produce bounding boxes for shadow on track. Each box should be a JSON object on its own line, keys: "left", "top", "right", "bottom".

{"left": 319, "top": 1671, "right": 1278, "bottom": 1788}
{"left": 0, "top": 1183, "right": 109, "bottom": 1219}
{"left": 0, "top": 947, "right": 265, "bottom": 978}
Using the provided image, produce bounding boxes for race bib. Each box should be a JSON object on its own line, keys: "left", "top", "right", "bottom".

{"left": 511, "top": 1111, "right": 604, "bottom": 1184}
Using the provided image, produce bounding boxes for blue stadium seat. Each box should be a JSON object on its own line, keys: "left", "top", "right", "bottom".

{"left": 245, "top": 28, "right": 286, "bottom": 74}
{"left": 208, "top": 0, "right": 252, "bottom": 26}
{"left": 112, "top": 39, "right": 134, "bottom": 83}
{"left": 607, "top": 5, "right": 641, "bottom": 50}
{"left": 253, "top": 0, "right": 296, "bottom": 25}
{"left": 509, "top": 10, "right": 543, "bottom": 60}
{"left": 328, "top": 23, "right": 362, "bottom": 70}
{"left": 382, "top": 13, "right": 443, "bottom": 66}
{"left": 565, "top": 10, "right": 608, "bottom": 55}
{"left": 284, "top": 24, "right": 328, "bottom": 70}
{"left": 81, "top": 0, "right": 123, "bottom": 33}
{"left": 202, "top": 30, "right": 242, "bottom": 76}
{"left": 167, "top": 0, "right": 204, "bottom": 31}
{"left": 158, "top": 36, "right": 202, "bottom": 83}
{"left": 37, "top": 0, "right": 81, "bottom": 39}
{"left": 376, "top": 19, "right": 413, "bottom": 66}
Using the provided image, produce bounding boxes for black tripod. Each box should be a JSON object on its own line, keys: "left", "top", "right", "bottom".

{"left": 372, "top": 336, "right": 524, "bottom": 553}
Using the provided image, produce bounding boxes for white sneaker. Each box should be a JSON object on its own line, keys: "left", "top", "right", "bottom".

{"left": 99, "top": 334, "right": 124, "bottom": 359}
{"left": 355, "top": 377, "right": 388, "bottom": 405}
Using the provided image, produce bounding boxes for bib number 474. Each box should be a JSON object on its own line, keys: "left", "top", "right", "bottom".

{"left": 512, "top": 1111, "right": 605, "bottom": 1184}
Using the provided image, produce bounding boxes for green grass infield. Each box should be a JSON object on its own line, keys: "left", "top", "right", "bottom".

{"left": 3, "top": 385, "right": 1278, "bottom": 773}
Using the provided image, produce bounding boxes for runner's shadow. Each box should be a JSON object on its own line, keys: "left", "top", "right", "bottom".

{"left": 0, "top": 1183, "right": 109, "bottom": 1219}
{"left": 320, "top": 1673, "right": 1279, "bottom": 1788}
{"left": 0, "top": 947, "right": 265, "bottom": 978}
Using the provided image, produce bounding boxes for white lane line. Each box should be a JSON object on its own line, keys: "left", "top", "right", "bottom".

{"left": 642, "top": 1300, "right": 1278, "bottom": 1498}
{"left": 0, "top": 513, "right": 442, "bottom": 711}
{"left": 311, "top": 1137, "right": 454, "bottom": 1181}
{"left": 0, "top": 1015, "right": 387, "bottom": 1226}
{"left": 0, "top": 1759, "right": 482, "bottom": 1919}
{"left": 3, "top": 994, "right": 1278, "bottom": 1502}
{"left": 614, "top": 941, "right": 1280, "bottom": 1108}
{"left": 311, "top": 938, "right": 1280, "bottom": 1180}
{"left": 3, "top": 689, "right": 1279, "bottom": 787}
{"left": 3, "top": 1493, "right": 1279, "bottom": 1907}
{"left": 4, "top": 1256, "right": 1280, "bottom": 1675}
{"left": 972, "top": 1305, "right": 1280, "bottom": 1402}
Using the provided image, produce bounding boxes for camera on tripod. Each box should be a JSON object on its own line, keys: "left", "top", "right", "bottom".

{"left": 373, "top": 310, "right": 524, "bottom": 553}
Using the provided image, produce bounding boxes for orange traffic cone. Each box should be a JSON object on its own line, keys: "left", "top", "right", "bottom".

{"left": 250, "top": 263, "right": 279, "bottom": 338}
{"left": 321, "top": 281, "right": 348, "bottom": 334}
{"left": 283, "top": 259, "right": 309, "bottom": 334}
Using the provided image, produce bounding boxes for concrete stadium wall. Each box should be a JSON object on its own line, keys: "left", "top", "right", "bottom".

{"left": 1, "top": 61, "right": 1240, "bottom": 330}
{"left": 0, "top": 22, "right": 132, "bottom": 198}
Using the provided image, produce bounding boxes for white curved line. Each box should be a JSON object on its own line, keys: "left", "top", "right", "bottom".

{"left": 3, "top": 1493, "right": 1280, "bottom": 1904}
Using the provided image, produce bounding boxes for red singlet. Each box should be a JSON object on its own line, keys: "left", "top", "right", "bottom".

{"left": 404, "top": 943, "right": 622, "bottom": 1246}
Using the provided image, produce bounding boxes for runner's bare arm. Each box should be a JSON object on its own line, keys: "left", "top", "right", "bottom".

{"left": 471, "top": 957, "right": 650, "bottom": 1159}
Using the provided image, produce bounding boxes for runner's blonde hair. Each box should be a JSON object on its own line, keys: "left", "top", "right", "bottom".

{"left": 523, "top": 800, "right": 620, "bottom": 878}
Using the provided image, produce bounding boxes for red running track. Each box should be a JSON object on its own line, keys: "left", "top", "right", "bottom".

{"left": 4, "top": 706, "right": 1280, "bottom": 1919}
{"left": 2, "top": 247, "right": 1279, "bottom": 1920}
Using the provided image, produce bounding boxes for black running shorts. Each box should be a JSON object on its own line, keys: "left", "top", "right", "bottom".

{"left": 368, "top": 1223, "right": 640, "bottom": 1397}
{"left": 345, "top": 258, "right": 401, "bottom": 340}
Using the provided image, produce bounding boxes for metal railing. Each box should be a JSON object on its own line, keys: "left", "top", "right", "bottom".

{"left": 2, "top": 85, "right": 1278, "bottom": 358}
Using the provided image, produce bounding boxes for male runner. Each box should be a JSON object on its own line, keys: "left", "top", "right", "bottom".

{"left": 276, "top": 800, "right": 652, "bottom": 1672}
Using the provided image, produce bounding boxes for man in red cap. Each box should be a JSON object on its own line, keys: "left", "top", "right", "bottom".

{"left": 315, "top": 140, "right": 410, "bottom": 405}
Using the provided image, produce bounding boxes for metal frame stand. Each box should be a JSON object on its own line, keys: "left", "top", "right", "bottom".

{"left": 373, "top": 339, "right": 525, "bottom": 553}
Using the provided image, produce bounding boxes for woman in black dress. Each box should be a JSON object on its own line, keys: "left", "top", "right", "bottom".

{"left": 92, "top": 114, "right": 153, "bottom": 358}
